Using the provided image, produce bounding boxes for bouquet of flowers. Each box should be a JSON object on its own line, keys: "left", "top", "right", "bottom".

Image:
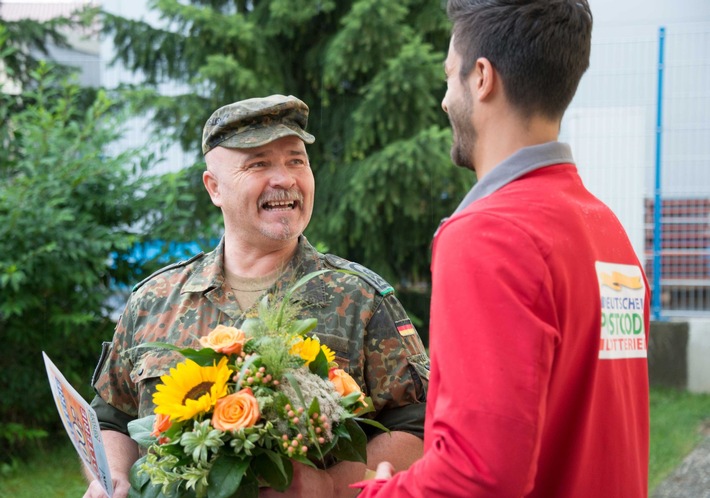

{"left": 126, "top": 270, "right": 385, "bottom": 498}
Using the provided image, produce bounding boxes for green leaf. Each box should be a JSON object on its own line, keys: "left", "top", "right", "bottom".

{"left": 226, "top": 475, "right": 258, "bottom": 498}
{"left": 332, "top": 423, "right": 349, "bottom": 439}
{"left": 179, "top": 347, "right": 223, "bottom": 366}
{"left": 276, "top": 269, "right": 331, "bottom": 328}
{"left": 241, "top": 317, "right": 267, "bottom": 336}
{"left": 305, "top": 396, "right": 325, "bottom": 460}
{"left": 290, "top": 453, "right": 319, "bottom": 469}
{"left": 340, "top": 392, "right": 366, "bottom": 409}
{"left": 307, "top": 396, "right": 321, "bottom": 418}
{"left": 128, "top": 455, "right": 150, "bottom": 492}
{"left": 127, "top": 342, "right": 222, "bottom": 366}
{"left": 308, "top": 348, "right": 329, "bottom": 378}
{"left": 354, "top": 416, "right": 390, "bottom": 434}
{"left": 283, "top": 269, "right": 331, "bottom": 301}
{"left": 206, "top": 455, "right": 250, "bottom": 498}
{"left": 252, "top": 451, "right": 293, "bottom": 492}
{"left": 331, "top": 418, "right": 368, "bottom": 464}
{"left": 236, "top": 353, "right": 260, "bottom": 386}
{"left": 142, "top": 482, "right": 170, "bottom": 498}
{"left": 283, "top": 372, "right": 307, "bottom": 409}
{"left": 128, "top": 460, "right": 173, "bottom": 498}
{"left": 287, "top": 318, "right": 317, "bottom": 336}
{"left": 128, "top": 416, "right": 157, "bottom": 448}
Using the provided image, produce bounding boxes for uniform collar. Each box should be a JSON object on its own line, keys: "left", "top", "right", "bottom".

{"left": 181, "top": 235, "right": 329, "bottom": 307}
{"left": 182, "top": 237, "right": 226, "bottom": 294}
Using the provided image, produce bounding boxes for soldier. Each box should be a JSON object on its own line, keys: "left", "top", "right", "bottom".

{"left": 83, "top": 95, "right": 429, "bottom": 498}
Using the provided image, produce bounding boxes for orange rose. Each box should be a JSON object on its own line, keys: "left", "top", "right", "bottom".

{"left": 200, "top": 325, "right": 246, "bottom": 355}
{"left": 328, "top": 368, "right": 362, "bottom": 398}
{"left": 211, "top": 388, "right": 261, "bottom": 431}
{"left": 151, "top": 412, "right": 172, "bottom": 437}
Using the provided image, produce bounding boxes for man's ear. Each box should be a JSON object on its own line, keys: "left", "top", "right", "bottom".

{"left": 469, "top": 57, "right": 496, "bottom": 101}
{"left": 202, "top": 169, "right": 222, "bottom": 207}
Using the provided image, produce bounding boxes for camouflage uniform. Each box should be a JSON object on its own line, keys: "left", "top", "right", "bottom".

{"left": 91, "top": 236, "right": 429, "bottom": 438}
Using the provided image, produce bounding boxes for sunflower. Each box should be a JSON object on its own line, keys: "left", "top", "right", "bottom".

{"left": 290, "top": 336, "right": 337, "bottom": 365}
{"left": 289, "top": 337, "right": 321, "bottom": 364}
{"left": 153, "top": 357, "right": 232, "bottom": 422}
{"left": 320, "top": 343, "right": 336, "bottom": 364}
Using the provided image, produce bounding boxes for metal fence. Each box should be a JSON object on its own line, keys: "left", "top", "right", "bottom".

{"left": 560, "top": 23, "right": 710, "bottom": 319}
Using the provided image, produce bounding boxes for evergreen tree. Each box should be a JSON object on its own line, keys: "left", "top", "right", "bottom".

{"left": 102, "top": 0, "right": 473, "bottom": 288}
{"left": 0, "top": 4, "right": 97, "bottom": 90}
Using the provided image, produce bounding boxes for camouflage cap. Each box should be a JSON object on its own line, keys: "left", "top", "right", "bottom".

{"left": 201, "top": 94, "right": 316, "bottom": 155}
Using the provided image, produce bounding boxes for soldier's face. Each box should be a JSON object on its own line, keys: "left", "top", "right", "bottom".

{"left": 203, "top": 136, "right": 315, "bottom": 247}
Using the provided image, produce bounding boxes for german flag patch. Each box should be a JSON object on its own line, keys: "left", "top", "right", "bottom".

{"left": 395, "top": 319, "right": 416, "bottom": 337}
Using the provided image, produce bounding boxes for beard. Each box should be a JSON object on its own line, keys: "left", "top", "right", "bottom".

{"left": 259, "top": 217, "right": 290, "bottom": 240}
{"left": 448, "top": 89, "right": 477, "bottom": 171}
{"left": 256, "top": 187, "right": 312, "bottom": 242}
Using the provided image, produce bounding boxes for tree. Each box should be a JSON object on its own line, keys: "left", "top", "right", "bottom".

{"left": 0, "top": 3, "right": 101, "bottom": 97}
{"left": 0, "top": 25, "right": 195, "bottom": 459}
{"left": 102, "top": 0, "right": 473, "bottom": 287}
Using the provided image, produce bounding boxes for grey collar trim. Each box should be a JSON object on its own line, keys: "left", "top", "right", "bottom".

{"left": 454, "top": 141, "right": 574, "bottom": 214}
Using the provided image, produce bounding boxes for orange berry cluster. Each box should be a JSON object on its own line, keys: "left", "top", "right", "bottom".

{"left": 232, "top": 353, "right": 278, "bottom": 388}
{"left": 280, "top": 404, "right": 331, "bottom": 457}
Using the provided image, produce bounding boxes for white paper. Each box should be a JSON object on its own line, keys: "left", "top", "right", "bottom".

{"left": 43, "top": 352, "right": 113, "bottom": 497}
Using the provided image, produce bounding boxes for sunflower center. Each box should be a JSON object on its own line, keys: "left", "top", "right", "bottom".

{"left": 182, "top": 381, "right": 214, "bottom": 404}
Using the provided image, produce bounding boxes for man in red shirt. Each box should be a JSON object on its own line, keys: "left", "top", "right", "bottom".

{"left": 353, "top": 0, "right": 650, "bottom": 496}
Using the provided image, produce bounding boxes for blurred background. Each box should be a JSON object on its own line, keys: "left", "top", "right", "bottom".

{"left": 1, "top": 0, "right": 709, "bottom": 494}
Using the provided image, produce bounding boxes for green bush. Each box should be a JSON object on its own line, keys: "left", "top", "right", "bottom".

{"left": 0, "top": 60, "right": 160, "bottom": 461}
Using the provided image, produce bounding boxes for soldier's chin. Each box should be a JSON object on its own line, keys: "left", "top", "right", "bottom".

{"left": 259, "top": 221, "right": 302, "bottom": 241}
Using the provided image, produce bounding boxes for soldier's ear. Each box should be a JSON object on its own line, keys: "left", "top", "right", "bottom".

{"left": 203, "top": 169, "right": 223, "bottom": 207}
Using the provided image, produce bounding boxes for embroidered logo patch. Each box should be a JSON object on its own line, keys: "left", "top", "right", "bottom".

{"left": 595, "top": 261, "right": 647, "bottom": 360}
{"left": 395, "top": 319, "right": 416, "bottom": 337}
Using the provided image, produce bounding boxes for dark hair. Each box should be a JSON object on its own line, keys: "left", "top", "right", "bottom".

{"left": 447, "top": 0, "right": 592, "bottom": 120}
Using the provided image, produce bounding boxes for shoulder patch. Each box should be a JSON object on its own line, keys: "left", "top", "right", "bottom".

{"left": 131, "top": 252, "right": 205, "bottom": 292}
{"left": 324, "top": 254, "right": 394, "bottom": 296}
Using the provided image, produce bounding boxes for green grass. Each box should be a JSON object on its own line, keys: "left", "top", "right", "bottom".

{"left": 0, "top": 442, "right": 87, "bottom": 498}
{"left": 649, "top": 387, "right": 710, "bottom": 491}
{"left": 1, "top": 387, "right": 709, "bottom": 496}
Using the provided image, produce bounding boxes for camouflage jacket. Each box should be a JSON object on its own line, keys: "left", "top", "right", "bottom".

{"left": 91, "top": 236, "right": 429, "bottom": 438}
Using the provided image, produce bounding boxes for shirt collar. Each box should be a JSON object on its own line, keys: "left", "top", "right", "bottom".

{"left": 454, "top": 141, "right": 574, "bottom": 214}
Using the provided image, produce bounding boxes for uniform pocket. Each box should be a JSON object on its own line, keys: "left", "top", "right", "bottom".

{"left": 406, "top": 353, "right": 430, "bottom": 401}
{"left": 130, "top": 350, "right": 184, "bottom": 383}
{"left": 316, "top": 333, "right": 352, "bottom": 370}
{"left": 130, "top": 350, "right": 185, "bottom": 418}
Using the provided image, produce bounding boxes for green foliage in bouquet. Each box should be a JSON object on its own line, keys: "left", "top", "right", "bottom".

{"left": 127, "top": 271, "right": 386, "bottom": 498}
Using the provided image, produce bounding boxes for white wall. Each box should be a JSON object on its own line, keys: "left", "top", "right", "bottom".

{"left": 100, "top": 0, "right": 196, "bottom": 174}
{"left": 591, "top": 0, "right": 710, "bottom": 27}
{"left": 562, "top": 107, "right": 648, "bottom": 262}
{"left": 687, "top": 319, "right": 710, "bottom": 392}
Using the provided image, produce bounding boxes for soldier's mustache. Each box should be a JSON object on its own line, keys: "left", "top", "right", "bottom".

{"left": 258, "top": 188, "right": 304, "bottom": 209}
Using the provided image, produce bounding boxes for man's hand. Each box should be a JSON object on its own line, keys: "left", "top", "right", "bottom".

{"left": 82, "top": 430, "right": 138, "bottom": 498}
{"left": 374, "top": 461, "right": 394, "bottom": 480}
{"left": 260, "top": 431, "right": 421, "bottom": 497}
{"left": 259, "top": 462, "right": 334, "bottom": 498}
{"left": 82, "top": 475, "right": 130, "bottom": 498}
